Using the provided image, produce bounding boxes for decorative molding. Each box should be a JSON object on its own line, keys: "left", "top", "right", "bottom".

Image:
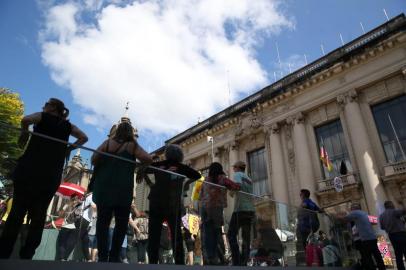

{"left": 234, "top": 118, "right": 244, "bottom": 137}
{"left": 348, "top": 89, "right": 358, "bottom": 103}
{"left": 249, "top": 110, "right": 264, "bottom": 129}
{"left": 402, "top": 66, "right": 406, "bottom": 78}
{"left": 230, "top": 141, "right": 239, "bottom": 151}
{"left": 214, "top": 148, "right": 221, "bottom": 158}
{"left": 285, "top": 115, "right": 295, "bottom": 126}
{"left": 295, "top": 112, "right": 305, "bottom": 124}
{"left": 269, "top": 101, "right": 294, "bottom": 118}
{"left": 271, "top": 123, "right": 280, "bottom": 134}
{"left": 336, "top": 94, "right": 346, "bottom": 108}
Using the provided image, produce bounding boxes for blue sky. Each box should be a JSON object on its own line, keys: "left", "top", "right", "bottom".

{"left": 0, "top": 0, "right": 405, "bottom": 162}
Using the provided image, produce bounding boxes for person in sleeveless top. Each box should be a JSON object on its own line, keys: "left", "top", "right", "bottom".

{"left": 91, "top": 122, "right": 152, "bottom": 262}
{"left": 0, "top": 98, "right": 88, "bottom": 259}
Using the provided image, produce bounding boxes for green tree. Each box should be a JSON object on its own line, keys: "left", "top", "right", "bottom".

{"left": 0, "top": 88, "right": 24, "bottom": 176}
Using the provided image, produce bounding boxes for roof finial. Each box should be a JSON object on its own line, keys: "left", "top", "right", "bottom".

{"left": 124, "top": 101, "right": 130, "bottom": 118}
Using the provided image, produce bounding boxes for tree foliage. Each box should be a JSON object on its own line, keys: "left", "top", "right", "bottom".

{"left": 0, "top": 88, "right": 24, "bottom": 176}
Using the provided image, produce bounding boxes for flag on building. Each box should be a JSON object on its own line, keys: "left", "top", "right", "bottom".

{"left": 320, "top": 145, "right": 333, "bottom": 172}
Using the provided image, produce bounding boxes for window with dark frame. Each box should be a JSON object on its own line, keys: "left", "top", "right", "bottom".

{"left": 247, "top": 148, "right": 269, "bottom": 196}
{"left": 372, "top": 95, "right": 406, "bottom": 163}
{"left": 315, "top": 119, "right": 352, "bottom": 179}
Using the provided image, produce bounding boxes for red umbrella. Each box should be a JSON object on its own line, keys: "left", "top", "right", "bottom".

{"left": 56, "top": 182, "right": 86, "bottom": 199}
{"left": 45, "top": 217, "right": 64, "bottom": 229}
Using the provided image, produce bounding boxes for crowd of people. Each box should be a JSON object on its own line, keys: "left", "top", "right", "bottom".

{"left": 0, "top": 98, "right": 405, "bottom": 269}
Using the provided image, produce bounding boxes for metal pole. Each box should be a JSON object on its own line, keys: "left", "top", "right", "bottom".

{"left": 211, "top": 139, "right": 214, "bottom": 162}
{"left": 0, "top": 121, "right": 186, "bottom": 178}
{"left": 387, "top": 114, "right": 406, "bottom": 161}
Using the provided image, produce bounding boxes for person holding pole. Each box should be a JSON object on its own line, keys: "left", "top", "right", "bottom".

{"left": 139, "top": 144, "right": 201, "bottom": 265}
{"left": 0, "top": 98, "right": 88, "bottom": 259}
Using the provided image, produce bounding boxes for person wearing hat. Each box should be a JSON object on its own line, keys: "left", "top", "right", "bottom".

{"left": 227, "top": 161, "right": 255, "bottom": 266}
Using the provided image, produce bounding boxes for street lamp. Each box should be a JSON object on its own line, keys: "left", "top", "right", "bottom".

{"left": 207, "top": 136, "right": 214, "bottom": 162}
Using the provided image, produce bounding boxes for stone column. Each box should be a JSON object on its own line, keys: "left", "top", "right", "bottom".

{"left": 289, "top": 112, "right": 316, "bottom": 198}
{"left": 339, "top": 90, "right": 387, "bottom": 215}
{"left": 269, "top": 123, "right": 289, "bottom": 204}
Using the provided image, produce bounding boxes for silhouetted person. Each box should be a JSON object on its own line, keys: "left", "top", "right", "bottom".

{"left": 379, "top": 201, "right": 406, "bottom": 270}
{"left": 91, "top": 122, "right": 152, "bottom": 262}
{"left": 0, "top": 98, "right": 88, "bottom": 259}
{"left": 142, "top": 144, "right": 201, "bottom": 265}
{"left": 228, "top": 161, "right": 254, "bottom": 266}
{"left": 339, "top": 202, "right": 385, "bottom": 270}
{"left": 297, "top": 189, "right": 321, "bottom": 249}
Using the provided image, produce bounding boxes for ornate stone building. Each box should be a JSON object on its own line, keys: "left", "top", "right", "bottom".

{"left": 47, "top": 149, "right": 91, "bottom": 217}
{"left": 137, "top": 15, "right": 406, "bottom": 219}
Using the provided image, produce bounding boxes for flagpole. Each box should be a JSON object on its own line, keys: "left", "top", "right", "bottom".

{"left": 387, "top": 114, "right": 406, "bottom": 161}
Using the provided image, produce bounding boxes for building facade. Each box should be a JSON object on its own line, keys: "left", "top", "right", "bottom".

{"left": 137, "top": 15, "right": 406, "bottom": 219}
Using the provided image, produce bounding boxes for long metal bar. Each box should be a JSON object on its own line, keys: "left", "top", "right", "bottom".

{"left": 0, "top": 121, "right": 321, "bottom": 213}
{"left": 0, "top": 121, "right": 186, "bottom": 178}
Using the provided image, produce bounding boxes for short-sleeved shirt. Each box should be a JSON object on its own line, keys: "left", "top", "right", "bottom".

{"left": 345, "top": 210, "right": 376, "bottom": 241}
{"left": 379, "top": 209, "right": 406, "bottom": 234}
{"left": 81, "top": 194, "right": 93, "bottom": 222}
{"left": 88, "top": 214, "right": 97, "bottom": 235}
{"left": 233, "top": 171, "right": 254, "bottom": 212}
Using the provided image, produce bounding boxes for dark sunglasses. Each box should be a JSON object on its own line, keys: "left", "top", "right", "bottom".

{"left": 45, "top": 102, "right": 55, "bottom": 107}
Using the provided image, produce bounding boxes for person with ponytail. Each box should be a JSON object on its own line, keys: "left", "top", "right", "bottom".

{"left": 0, "top": 98, "right": 88, "bottom": 259}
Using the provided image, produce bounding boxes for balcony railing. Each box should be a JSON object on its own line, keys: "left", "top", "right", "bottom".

{"left": 317, "top": 173, "right": 359, "bottom": 192}
{"left": 383, "top": 160, "right": 406, "bottom": 180}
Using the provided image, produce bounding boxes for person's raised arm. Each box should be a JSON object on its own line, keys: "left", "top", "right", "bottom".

{"left": 134, "top": 142, "right": 153, "bottom": 183}
{"left": 18, "top": 112, "right": 42, "bottom": 148}
{"left": 133, "top": 142, "right": 153, "bottom": 164}
{"left": 70, "top": 124, "right": 88, "bottom": 147}
{"left": 182, "top": 165, "right": 202, "bottom": 189}
{"left": 223, "top": 176, "right": 241, "bottom": 191}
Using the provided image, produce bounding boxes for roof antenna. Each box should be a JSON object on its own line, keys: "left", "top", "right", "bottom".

{"left": 360, "top": 22, "right": 366, "bottom": 34}
{"left": 339, "top": 33, "right": 345, "bottom": 46}
{"left": 320, "top": 44, "right": 325, "bottom": 56}
{"left": 383, "top": 8, "right": 389, "bottom": 21}
{"left": 124, "top": 101, "right": 130, "bottom": 118}
{"left": 227, "top": 70, "right": 231, "bottom": 106}
{"left": 304, "top": 54, "right": 308, "bottom": 65}
{"left": 275, "top": 42, "right": 283, "bottom": 77}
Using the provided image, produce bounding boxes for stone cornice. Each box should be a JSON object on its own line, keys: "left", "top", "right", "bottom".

{"left": 163, "top": 16, "right": 406, "bottom": 149}
{"left": 260, "top": 31, "right": 406, "bottom": 111}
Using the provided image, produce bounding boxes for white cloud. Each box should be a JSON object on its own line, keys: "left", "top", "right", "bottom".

{"left": 40, "top": 0, "right": 293, "bottom": 135}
